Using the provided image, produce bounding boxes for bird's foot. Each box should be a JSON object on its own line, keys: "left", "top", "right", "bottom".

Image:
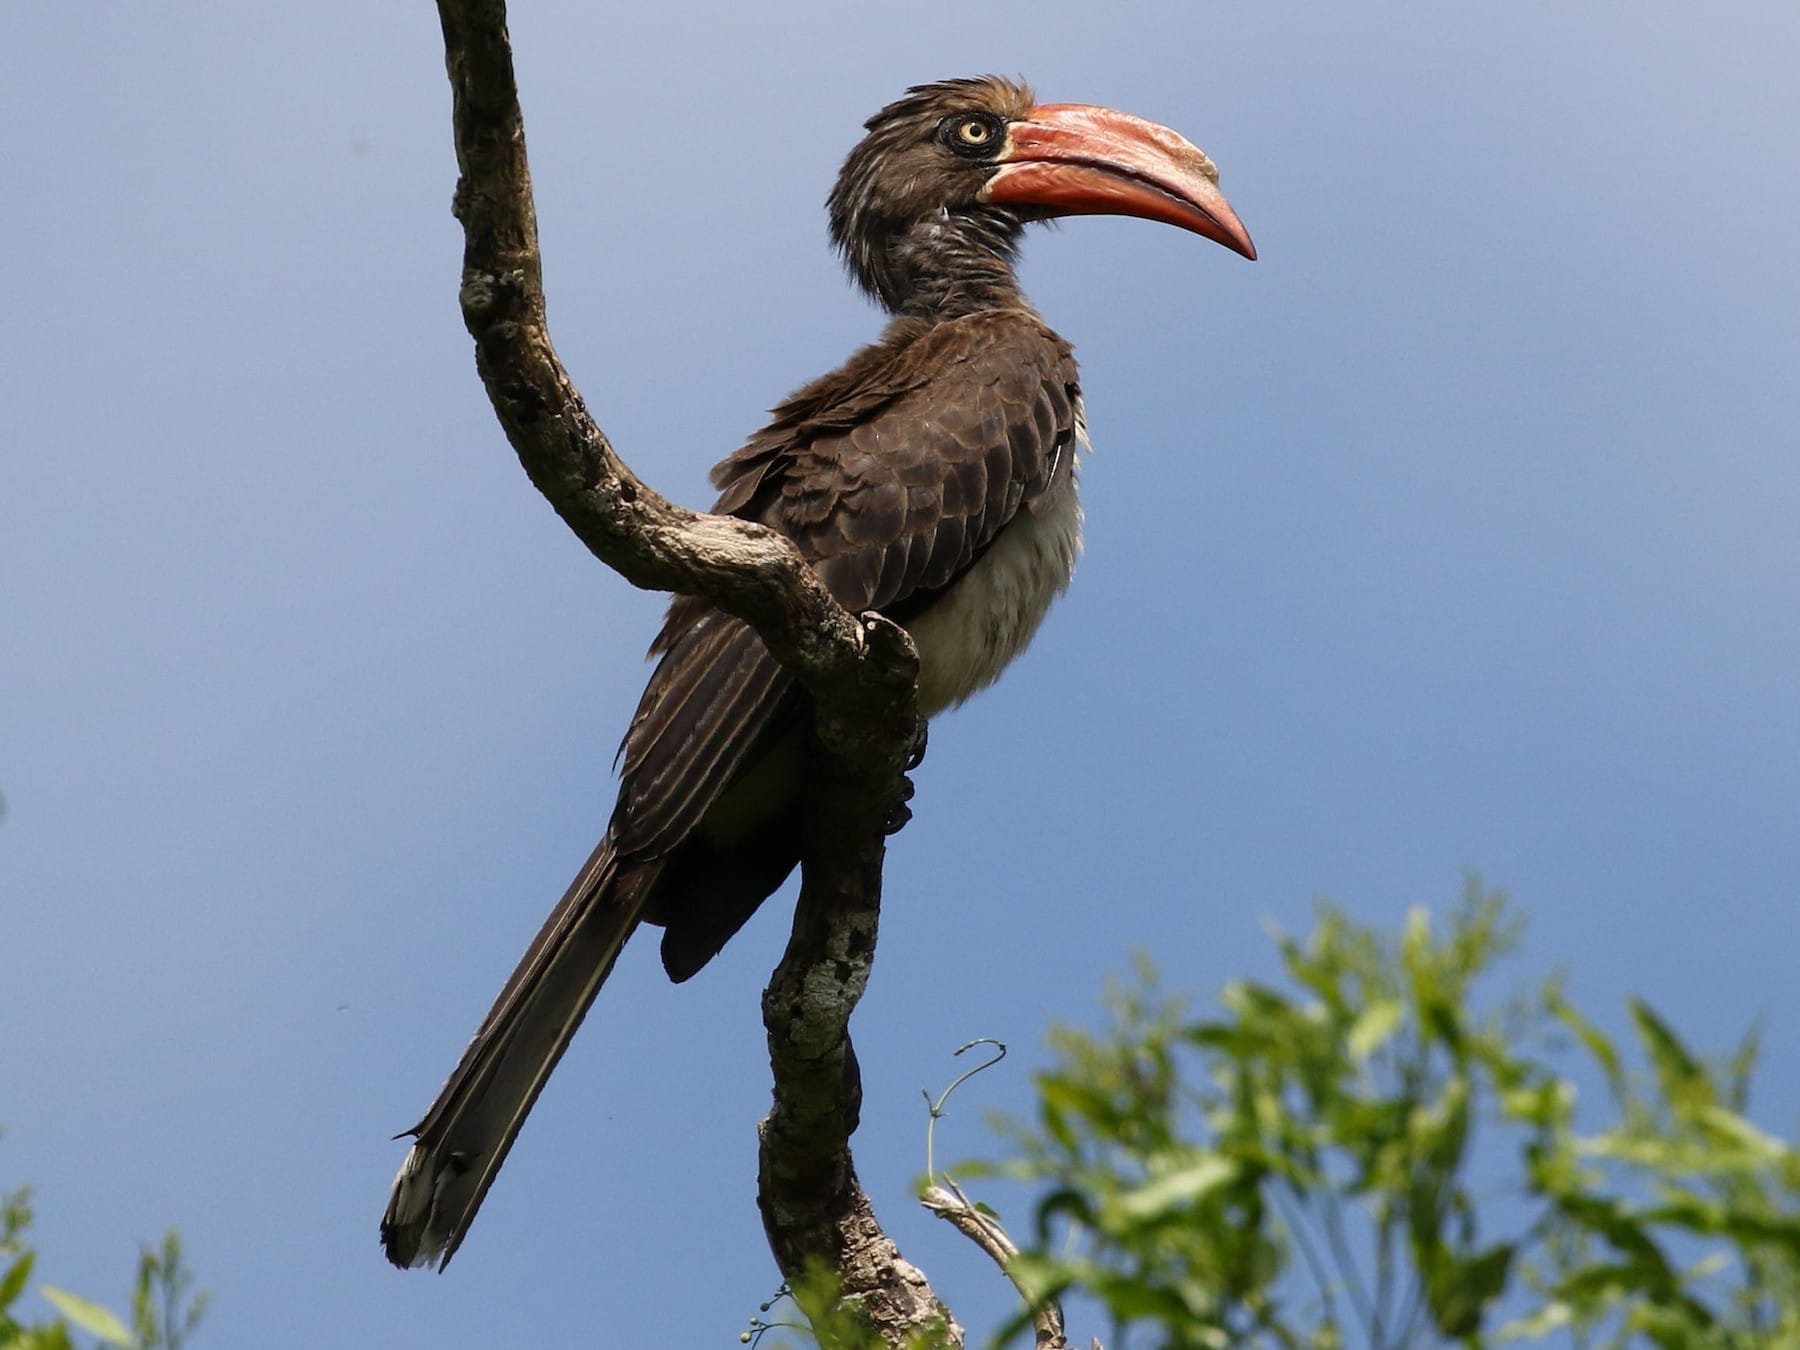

{"left": 885, "top": 774, "right": 916, "bottom": 834}
{"left": 906, "top": 716, "right": 929, "bottom": 771}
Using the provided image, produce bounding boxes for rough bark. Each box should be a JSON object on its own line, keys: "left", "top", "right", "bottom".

{"left": 434, "top": 2, "right": 952, "bottom": 1345}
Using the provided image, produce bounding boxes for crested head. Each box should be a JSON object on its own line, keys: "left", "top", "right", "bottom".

{"left": 828, "top": 77, "right": 1038, "bottom": 317}
{"left": 828, "top": 76, "right": 1037, "bottom": 252}
{"left": 827, "top": 76, "right": 1256, "bottom": 318}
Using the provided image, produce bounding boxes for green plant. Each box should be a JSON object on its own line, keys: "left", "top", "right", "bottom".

{"left": 972, "top": 882, "right": 1800, "bottom": 1348}
{"left": 1, "top": 1168, "right": 204, "bottom": 1350}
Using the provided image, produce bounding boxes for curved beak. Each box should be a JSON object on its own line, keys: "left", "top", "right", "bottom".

{"left": 979, "top": 103, "right": 1256, "bottom": 261}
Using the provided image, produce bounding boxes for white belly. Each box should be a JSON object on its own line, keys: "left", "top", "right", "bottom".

{"left": 904, "top": 476, "right": 1083, "bottom": 716}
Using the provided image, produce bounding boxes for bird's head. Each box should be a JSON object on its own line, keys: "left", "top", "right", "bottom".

{"left": 828, "top": 76, "right": 1254, "bottom": 314}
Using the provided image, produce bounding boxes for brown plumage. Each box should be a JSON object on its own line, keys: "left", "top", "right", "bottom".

{"left": 383, "top": 75, "right": 1253, "bottom": 1270}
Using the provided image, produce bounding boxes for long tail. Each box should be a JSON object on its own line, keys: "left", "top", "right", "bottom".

{"left": 381, "top": 837, "right": 658, "bottom": 1269}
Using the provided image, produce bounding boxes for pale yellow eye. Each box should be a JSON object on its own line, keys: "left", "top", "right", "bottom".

{"left": 957, "top": 119, "right": 992, "bottom": 146}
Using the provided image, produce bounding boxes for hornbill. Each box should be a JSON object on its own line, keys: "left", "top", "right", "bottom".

{"left": 383, "top": 75, "right": 1254, "bottom": 1269}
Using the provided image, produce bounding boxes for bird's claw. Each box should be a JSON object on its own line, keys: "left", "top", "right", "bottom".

{"left": 906, "top": 716, "right": 929, "bottom": 772}
{"left": 884, "top": 774, "right": 916, "bottom": 834}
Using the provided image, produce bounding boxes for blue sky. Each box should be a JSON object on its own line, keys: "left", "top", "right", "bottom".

{"left": 4, "top": 2, "right": 1798, "bottom": 1344}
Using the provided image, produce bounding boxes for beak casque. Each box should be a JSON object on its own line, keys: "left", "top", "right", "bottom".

{"left": 980, "top": 103, "right": 1256, "bottom": 260}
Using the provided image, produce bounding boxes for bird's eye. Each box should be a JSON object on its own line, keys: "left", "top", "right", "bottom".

{"left": 939, "top": 114, "right": 1002, "bottom": 158}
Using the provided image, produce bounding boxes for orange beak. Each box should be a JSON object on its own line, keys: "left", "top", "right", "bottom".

{"left": 980, "top": 103, "right": 1256, "bottom": 261}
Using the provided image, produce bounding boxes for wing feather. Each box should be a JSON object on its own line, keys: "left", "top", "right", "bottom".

{"left": 608, "top": 309, "right": 1080, "bottom": 869}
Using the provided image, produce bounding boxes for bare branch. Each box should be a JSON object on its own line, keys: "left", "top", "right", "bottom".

{"left": 434, "top": 0, "right": 911, "bottom": 723}
{"left": 922, "top": 1182, "right": 1078, "bottom": 1350}
{"left": 434, "top": 1, "right": 944, "bottom": 1343}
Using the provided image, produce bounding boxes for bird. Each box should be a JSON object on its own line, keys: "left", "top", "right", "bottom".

{"left": 382, "top": 75, "right": 1254, "bottom": 1270}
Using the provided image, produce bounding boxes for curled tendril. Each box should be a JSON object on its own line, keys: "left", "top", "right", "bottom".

{"left": 922, "top": 1038, "right": 1007, "bottom": 1186}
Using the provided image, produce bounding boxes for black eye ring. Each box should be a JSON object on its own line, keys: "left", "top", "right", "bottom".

{"left": 938, "top": 113, "right": 1004, "bottom": 159}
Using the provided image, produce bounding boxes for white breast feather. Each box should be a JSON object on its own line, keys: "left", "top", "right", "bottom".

{"left": 905, "top": 465, "right": 1085, "bottom": 717}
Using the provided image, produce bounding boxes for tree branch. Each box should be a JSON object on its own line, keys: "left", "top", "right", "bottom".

{"left": 435, "top": 0, "right": 908, "bottom": 724}
{"left": 434, "top": 2, "right": 947, "bottom": 1344}
{"left": 759, "top": 660, "right": 959, "bottom": 1344}
{"left": 922, "top": 1182, "right": 1078, "bottom": 1350}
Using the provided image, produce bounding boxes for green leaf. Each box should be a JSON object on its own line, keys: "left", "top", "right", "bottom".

{"left": 1498, "top": 1298, "right": 1574, "bottom": 1340}
{"left": 1694, "top": 1104, "right": 1787, "bottom": 1163}
{"left": 1498, "top": 1077, "right": 1573, "bottom": 1128}
{"left": 1345, "top": 997, "right": 1402, "bottom": 1062}
{"left": 1427, "top": 1242, "right": 1515, "bottom": 1338}
{"left": 1546, "top": 983, "right": 1625, "bottom": 1099}
{"left": 1, "top": 1250, "right": 34, "bottom": 1309}
{"left": 1555, "top": 1259, "right": 1657, "bottom": 1305}
{"left": 41, "top": 1287, "right": 133, "bottom": 1346}
{"left": 1113, "top": 1157, "right": 1237, "bottom": 1222}
{"left": 1555, "top": 1192, "right": 1673, "bottom": 1277}
{"left": 1630, "top": 999, "right": 1711, "bottom": 1111}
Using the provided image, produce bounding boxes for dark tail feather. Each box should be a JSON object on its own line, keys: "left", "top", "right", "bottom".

{"left": 381, "top": 837, "right": 658, "bottom": 1269}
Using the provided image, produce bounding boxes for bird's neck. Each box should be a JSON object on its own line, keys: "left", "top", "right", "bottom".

{"left": 863, "top": 209, "right": 1027, "bottom": 320}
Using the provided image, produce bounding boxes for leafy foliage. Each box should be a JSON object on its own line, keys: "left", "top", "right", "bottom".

{"left": 0, "top": 1168, "right": 204, "bottom": 1350}
{"left": 975, "top": 881, "right": 1800, "bottom": 1348}
{"left": 746, "top": 1268, "right": 955, "bottom": 1350}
